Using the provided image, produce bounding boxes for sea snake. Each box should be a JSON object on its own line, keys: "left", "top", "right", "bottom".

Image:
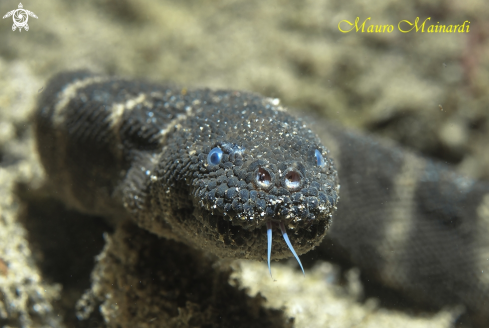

{"left": 34, "top": 71, "right": 489, "bottom": 326}
{"left": 34, "top": 70, "right": 339, "bottom": 277}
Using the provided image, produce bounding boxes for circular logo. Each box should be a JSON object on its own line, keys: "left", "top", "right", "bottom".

{"left": 2, "top": 3, "right": 38, "bottom": 32}
{"left": 13, "top": 9, "right": 28, "bottom": 28}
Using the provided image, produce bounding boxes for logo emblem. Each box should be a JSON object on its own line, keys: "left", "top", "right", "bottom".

{"left": 3, "top": 3, "right": 38, "bottom": 32}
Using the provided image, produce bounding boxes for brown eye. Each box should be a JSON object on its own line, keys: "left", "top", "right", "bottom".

{"left": 284, "top": 170, "right": 301, "bottom": 190}
{"left": 256, "top": 168, "right": 272, "bottom": 189}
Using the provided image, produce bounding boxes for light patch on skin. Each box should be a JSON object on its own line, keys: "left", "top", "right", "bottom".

{"left": 475, "top": 193, "right": 489, "bottom": 286}
{"left": 107, "top": 93, "right": 147, "bottom": 129}
{"left": 108, "top": 103, "right": 125, "bottom": 129}
{"left": 53, "top": 76, "right": 110, "bottom": 127}
{"left": 125, "top": 93, "right": 147, "bottom": 110}
{"left": 380, "top": 154, "right": 425, "bottom": 283}
{"left": 157, "top": 106, "right": 193, "bottom": 145}
{"left": 262, "top": 97, "right": 286, "bottom": 112}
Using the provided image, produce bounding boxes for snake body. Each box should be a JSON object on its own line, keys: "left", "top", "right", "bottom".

{"left": 34, "top": 71, "right": 489, "bottom": 326}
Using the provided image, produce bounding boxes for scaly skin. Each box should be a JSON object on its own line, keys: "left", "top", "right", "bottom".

{"left": 35, "top": 71, "right": 489, "bottom": 327}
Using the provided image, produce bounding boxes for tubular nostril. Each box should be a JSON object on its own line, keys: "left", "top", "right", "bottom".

{"left": 284, "top": 170, "right": 301, "bottom": 190}
{"left": 255, "top": 167, "right": 272, "bottom": 189}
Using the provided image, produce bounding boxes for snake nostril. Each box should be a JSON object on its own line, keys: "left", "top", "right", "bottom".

{"left": 284, "top": 170, "right": 301, "bottom": 190}
{"left": 256, "top": 167, "right": 272, "bottom": 189}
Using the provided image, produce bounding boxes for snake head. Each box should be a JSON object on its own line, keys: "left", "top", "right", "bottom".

{"left": 153, "top": 90, "right": 339, "bottom": 273}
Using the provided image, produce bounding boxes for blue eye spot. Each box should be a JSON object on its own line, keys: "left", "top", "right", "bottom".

{"left": 208, "top": 147, "right": 223, "bottom": 165}
{"left": 315, "top": 149, "right": 325, "bottom": 167}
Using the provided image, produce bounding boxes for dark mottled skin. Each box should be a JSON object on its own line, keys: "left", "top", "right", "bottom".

{"left": 35, "top": 71, "right": 489, "bottom": 327}
{"left": 35, "top": 71, "right": 338, "bottom": 261}
{"left": 313, "top": 123, "right": 489, "bottom": 326}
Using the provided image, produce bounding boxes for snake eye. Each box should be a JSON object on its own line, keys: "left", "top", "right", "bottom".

{"left": 315, "top": 149, "right": 325, "bottom": 167}
{"left": 208, "top": 147, "right": 223, "bottom": 165}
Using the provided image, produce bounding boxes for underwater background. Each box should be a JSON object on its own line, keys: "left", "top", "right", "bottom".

{"left": 0, "top": 0, "right": 488, "bottom": 327}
